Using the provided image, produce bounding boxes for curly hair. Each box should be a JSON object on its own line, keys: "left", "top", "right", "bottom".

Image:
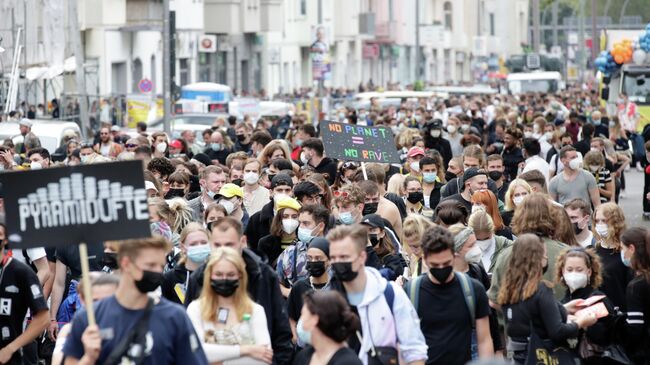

{"left": 594, "top": 202, "right": 627, "bottom": 250}
{"left": 511, "top": 193, "right": 554, "bottom": 237}
{"left": 470, "top": 190, "right": 504, "bottom": 230}
{"left": 554, "top": 247, "right": 603, "bottom": 289}
{"left": 395, "top": 128, "right": 422, "bottom": 149}
{"left": 147, "top": 157, "right": 175, "bottom": 179}
{"left": 498, "top": 234, "right": 547, "bottom": 305}
{"left": 333, "top": 183, "right": 365, "bottom": 207}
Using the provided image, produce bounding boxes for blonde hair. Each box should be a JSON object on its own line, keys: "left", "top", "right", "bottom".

{"left": 386, "top": 173, "right": 406, "bottom": 196}
{"left": 178, "top": 222, "right": 211, "bottom": 265}
{"left": 594, "top": 202, "right": 627, "bottom": 250}
{"left": 504, "top": 179, "right": 532, "bottom": 211}
{"left": 468, "top": 210, "right": 494, "bottom": 235}
{"left": 200, "top": 247, "right": 253, "bottom": 322}
{"left": 396, "top": 128, "right": 422, "bottom": 149}
{"left": 168, "top": 198, "right": 194, "bottom": 234}
{"left": 402, "top": 214, "right": 433, "bottom": 244}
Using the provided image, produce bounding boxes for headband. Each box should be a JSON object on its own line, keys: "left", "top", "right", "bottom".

{"left": 454, "top": 227, "right": 474, "bottom": 253}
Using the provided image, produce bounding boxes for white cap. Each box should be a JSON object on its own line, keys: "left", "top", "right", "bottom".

{"left": 19, "top": 118, "right": 32, "bottom": 128}
{"left": 144, "top": 180, "right": 158, "bottom": 192}
{"left": 110, "top": 125, "right": 120, "bottom": 132}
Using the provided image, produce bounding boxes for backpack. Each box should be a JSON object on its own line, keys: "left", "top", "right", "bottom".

{"left": 405, "top": 272, "right": 476, "bottom": 325}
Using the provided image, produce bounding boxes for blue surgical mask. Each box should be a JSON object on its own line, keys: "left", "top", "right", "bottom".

{"left": 187, "top": 244, "right": 211, "bottom": 263}
{"left": 298, "top": 226, "right": 315, "bottom": 243}
{"left": 592, "top": 119, "right": 601, "bottom": 126}
{"left": 621, "top": 249, "right": 631, "bottom": 267}
{"left": 211, "top": 143, "right": 222, "bottom": 151}
{"left": 423, "top": 172, "right": 437, "bottom": 183}
{"left": 296, "top": 318, "right": 312, "bottom": 346}
{"left": 339, "top": 211, "right": 354, "bottom": 225}
{"left": 206, "top": 190, "right": 217, "bottom": 200}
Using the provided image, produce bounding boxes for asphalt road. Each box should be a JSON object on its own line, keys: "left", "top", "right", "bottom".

{"left": 619, "top": 169, "right": 650, "bottom": 228}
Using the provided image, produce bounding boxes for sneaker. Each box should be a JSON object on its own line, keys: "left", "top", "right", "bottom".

{"left": 625, "top": 164, "right": 631, "bottom": 171}
{"left": 636, "top": 162, "right": 643, "bottom": 172}
{"left": 620, "top": 190, "right": 626, "bottom": 199}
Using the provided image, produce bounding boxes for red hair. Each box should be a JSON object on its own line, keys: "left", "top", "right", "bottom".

{"left": 471, "top": 190, "right": 505, "bottom": 230}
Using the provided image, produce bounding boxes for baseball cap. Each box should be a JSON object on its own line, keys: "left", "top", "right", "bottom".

{"left": 360, "top": 214, "right": 385, "bottom": 230}
{"left": 429, "top": 119, "right": 443, "bottom": 129}
{"left": 19, "top": 119, "right": 32, "bottom": 128}
{"left": 144, "top": 180, "right": 158, "bottom": 192}
{"left": 271, "top": 173, "right": 293, "bottom": 189}
{"left": 407, "top": 146, "right": 425, "bottom": 158}
{"left": 191, "top": 153, "right": 212, "bottom": 167}
{"left": 169, "top": 140, "right": 183, "bottom": 149}
{"left": 110, "top": 125, "right": 121, "bottom": 132}
{"left": 216, "top": 183, "right": 244, "bottom": 199}
{"left": 462, "top": 167, "right": 487, "bottom": 186}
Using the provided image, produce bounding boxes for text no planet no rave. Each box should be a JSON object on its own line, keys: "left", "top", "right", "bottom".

{"left": 319, "top": 120, "right": 400, "bottom": 164}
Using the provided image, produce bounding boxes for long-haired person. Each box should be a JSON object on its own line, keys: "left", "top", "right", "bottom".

{"left": 258, "top": 196, "right": 302, "bottom": 266}
{"left": 187, "top": 247, "right": 273, "bottom": 364}
{"left": 593, "top": 202, "right": 633, "bottom": 311}
{"left": 502, "top": 179, "right": 532, "bottom": 226}
{"left": 360, "top": 214, "right": 407, "bottom": 281}
{"left": 470, "top": 190, "right": 512, "bottom": 239}
{"left": 468, "top": 210, "right": 512, "bottom": 275}
{"left": 550, "top": 203, "right": 580, "bottom": 247}
{"left": 489, "top": 193, "right": 570, "bottom": 302}
{"left": 497, "top": 234, "right": 597, "bottom": 364}
{"left": 554, "top": 247, "right": 619, "bottom": 365}
{"left": 292, "top": 291, "right": 362, "bottom": 365}
{"left": 402, "top": 215, "right": 433, "bottom": 279}
{"left": 162, "top": 223, "right": 211, "bottom": 304}
{"left": 621, "top": 227, "right": 650, "bottom": 364}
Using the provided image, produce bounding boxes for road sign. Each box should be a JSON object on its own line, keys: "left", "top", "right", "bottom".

{"left": 138, "top": 78, "right": 153, "bottom": 93}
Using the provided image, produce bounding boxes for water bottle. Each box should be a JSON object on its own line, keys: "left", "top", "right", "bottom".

{"left": 239, "top": 313, "right": 254, "bottom": 345}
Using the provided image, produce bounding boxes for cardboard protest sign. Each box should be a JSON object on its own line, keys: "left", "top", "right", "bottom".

{"left": 0, "top": 160, "right": 151, "bottom": 249}
{"left": 319, "top": 120, "right": 400, "bottom": 164}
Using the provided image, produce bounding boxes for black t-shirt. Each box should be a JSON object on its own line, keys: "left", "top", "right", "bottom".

{"left": 55, "top": 243, "right": 105, "bottom": 279}
{"left": 287, "top": 278, "right": 314, "bottom": 322}
{"left": 442, "top": 194, "right": 473, "bottom": 217}
{"left": 161, "top": 264, "right": 192, "bottom": 305}
{"left": 293, "top": 346, "right": 362, "bottom": 365}
{"left": 0, "top": 258, "right": 48, "bottom": 364}
{"left": 418, "top": 275, "right": 490, "bottom": 365}
{"left": 596, "top": 245, "right": 634, "bottom": 311}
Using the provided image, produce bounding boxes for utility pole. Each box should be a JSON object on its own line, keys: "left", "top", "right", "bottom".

{"left": 591, "top": 0, "right": 598, "bottom": 62}
{"left": 578, "top": 0, "right": 586, "bottom": 82}
{"left": 162, "top": 0, "right": 171, "bottom": 135}
{"left": 415, "top": 0, "right": 421, "bottom": 81}
{"left": 532, "top": 0, "right": 540, "bottom": 52}
{"left": 552, "top": 0, "right": 558, "bottom": 48}
{"left": 68, "top": 0, "right": 89, "bottom": 139}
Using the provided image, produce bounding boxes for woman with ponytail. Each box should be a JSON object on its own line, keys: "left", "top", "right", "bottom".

{"left": 293, "top": 290, "right": 362, "bottom": 365}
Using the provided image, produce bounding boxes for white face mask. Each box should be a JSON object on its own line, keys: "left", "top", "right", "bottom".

{"left": 589, "top": 165, "right": 600, "bottom": 173}
{"left": 282, "top": 219, "right": 300, "bottom": 234}
{"left": 544, "top": 132, "right": 553, "bottom": 140}
{"left": 243, "top": 172, "right": 259, "bottom": 185}
{"left": 563, "top": 271, "right": 588, "bottom": 292}
{"left": 524, "top": 131, "right": 533, "bottom": 139}
{"left": 447, "top": 125, "right": 457, "bottom": 134}
{"left": 559, "top": 126, "right": 567, "bottom": 134}
{"left": 300, "top": 152, "right": 310, "bottom": 165}
{"left": 220, "top": 199, "right": 237, "bottom": 215}
{"left": 30, "top": 161, "right": 43, "bottom": 170}
{"left": 430, "top": 130, "right": 441, "bottom": 138}
{"left": 464, "top": 245, "right": 482, "bottom": 264}
{"left": 410, "top": 161, "right": 420, "bottom": 172}
{"left": 512, "top": 195, "right": 526, "bottom": 206}
{"left": 475, "top": 237, "right": 495, "bottom": 251}
{"left": 568, "top": 158, "right": 581, "bottom": 170}
{"left": 595, "top": 223, "right": 609, "bottom": 238}
{"left": 156, "top": 142, "right": 168, "bottom": 153}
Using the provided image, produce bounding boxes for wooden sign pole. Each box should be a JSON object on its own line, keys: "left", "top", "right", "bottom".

{"left": 78, "top": 243, "right": 96, "bottom": 326}
{"left": 361, "top": 162, "right": 368, "bottom": 180}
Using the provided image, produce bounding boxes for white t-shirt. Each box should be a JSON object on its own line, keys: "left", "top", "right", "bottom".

{"left": 9, "top": 247, "right": 47, "bottom": 264}
{"left": 523, "top": 155, "right": 551, "bottom": 185}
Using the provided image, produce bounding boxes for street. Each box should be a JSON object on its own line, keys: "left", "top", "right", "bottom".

{"left": 620, "top": 169, "right": 649, "bottom": 227}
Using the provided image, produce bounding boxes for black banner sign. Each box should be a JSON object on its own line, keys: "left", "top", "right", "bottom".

{"left": 0, "top": 160, "right": 151, "bottom": 249}
{"left": 319, "top": 120, "right": 400, "bottom": 164}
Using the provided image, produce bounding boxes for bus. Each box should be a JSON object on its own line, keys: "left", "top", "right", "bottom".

{"left": 506, "top": 71, "right": 565, "bottom": 94}
{"left": 175, "top": 82, "right": 233, "bottom": 114}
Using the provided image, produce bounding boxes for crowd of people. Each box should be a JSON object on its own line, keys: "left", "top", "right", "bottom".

{"left": 0, "top": 88, "right": 649, "bottom": 365}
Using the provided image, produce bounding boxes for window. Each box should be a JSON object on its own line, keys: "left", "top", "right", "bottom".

{"left": 179, "top": 58, "right": 189, "bottom": 86}
{"left": 300, "top": 0, "right": 306, "bottom": 15}
{"left": 444, "top": 2, "right": 452, "bottom": 30}
{"left": 489, "top": 13, "right": 495, "bottom": 36}
{"left": 132, "top": 58, "right": 143, "bottom": 93}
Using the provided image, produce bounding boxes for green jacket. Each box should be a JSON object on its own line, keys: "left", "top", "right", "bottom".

{"left": 488, "top": 237, "right": 568, "bottom": 303}
{"left": 488, "top": 235, "right": 513, "bottom": 274}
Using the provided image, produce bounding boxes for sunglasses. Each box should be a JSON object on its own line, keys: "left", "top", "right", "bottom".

{"left": 333, "top": 191, "right": 349, "bottom": 198}
{"left": 125, "top": 144, "right": 137, "bottom": 148}
{"left": 342, "top": 161, "right": 359, "bottom": 170}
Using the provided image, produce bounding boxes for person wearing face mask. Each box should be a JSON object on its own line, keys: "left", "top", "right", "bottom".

{"left": 333, "top": 184, "right": 365, "bottom": 227}
{"left": 234, "top": 122, "right": 253, "bottom": 153}
{"left": 276, "top": 205, "right": 329, "bottom": 298}
{"left": 63, "top": 237, "right": 209, "bottom": 365}
{"left": 593, "top": 203, "right": 633, "bottom": 311}
{"left": 404, "top": 225, "right": 493, "bottom": 364}
{"left": 164, "top": 171, "right": 190, "bottom": 200}
{"left": 257, "top": 196, "right": 301, "bottom": 267}
{"left": 468, "top": 210, "right": 513, "bottom": 274}
{"left": 501, "top": 127, "right": 525, "bottom": 182}
{"left": 215, "top": 183, "right": 250, "bottom": 229}
{"left": 286, "top": 238, "right": 333, "bottom": 346}
{"left": 444, "top": 116, "right": 464, "bottom": 157}
{"left": 620, "top": 227, "right": 650, "bottom": 364}
{"left": 583, "top": 151, "right": 615, "bottom": 204}
{"left": 443, "top": 167, "right": 489, "bottom": 215}
{"left": 502, "top": 178, "right": 531, "bottom": 226}
{"left": 564, "top": 198, "right": 596, "bottom": 248}
{"left": 300, "top": 139, "right": 338, "bottom": 186}
{"left": 186, "top": 247, "right": 272, "bottom": 365}
{"left": 241, "top": 159, "right": 270, "bottom": 216}
{"left": 554, "top": 248, "right": 620, "bottom": 365}
{"left": 161, "top": 223, "right": 212, "bottom": 305}
{"left": 204, "top": 130, "right": 232, "bottom": 165}
{"left": 486, "top": 154, "right": 509, "bottom": 202}
{"left": 402, "top": 177, "right": 426, "bottom": 215}
{"left": 293, "top": 291, "right": 363, "bottom": 365}
{"left": 360, "top": 214, "right": 407, "bottom": 281}
{"left": 590, "top": 110, "right": 610, "bottom": 139}
{"left": 549, "top": 145, "right": 601, "bottom": 208}
{"left": 326, "top": 225, "right": 428, "bottom": 365}
{"left": 26, "top": 147, "right": 51, "bottom": 170}
{"left": 404, "top": 147, "right": 425, "bottom": 180}
{"left": 151, "top": 131, "right": 169, "bottom": 158}
{"left": 188, "top": 166, "right": 228, "bottom": 222}
{"left": 424, "top": 119, "right": 452, "bottom": 167}
{"left": 184, "top": 217, "right": 294, "bottom": 364}
{"left": 419, "top": 156, "right": 443, "bottom": 211}
{"left": 496, "top": 234, "right": 598, "bottom": 365}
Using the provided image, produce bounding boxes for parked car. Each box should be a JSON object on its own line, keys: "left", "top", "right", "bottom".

{"left": 0, "top": 120, "right": 81, "bottom": 155}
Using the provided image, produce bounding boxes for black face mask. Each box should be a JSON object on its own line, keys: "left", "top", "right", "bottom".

{"left": 267, "top": 174, "right": 276, "bottom": 183}
{"left": 488, "top": 171, "right": 503, "bottom": 181}
{"left": 444, "top": 171, "right": 457, "bottom": 182}
{"left": 306, "top": 261, "right": 327, "bottom": 277}
{"left": 134, "top": 270, "right": 164, "bottom": 293}
{"left": 102, "top": 252, "right": 118, "bottom": 270}
{"left": 210, "top": 279, "right": 240, "bottom": 297}
{"left": 165, "top": 188, "right": 186, "bottom": 199}
{"left": 331, "top": 262, "right": 359, "bottom": 282}
{"left": 236, "top": 134, "right": 247, "bottom": 142}
{"left": 232, "top": 179, "right": 243, "bottom": 187}
{"left": 368, "top": 234, "right": 380, "bottom": 247}
{"left": 362, "top": 202, "right": 378, "bottom": 215}
{"left": 429, "top": 266, "right": 453, "bottom": 284}
{"left": 573, "top": 222, "right": 583, "bottom": 235}
{"left": 542, "top": 264, "right": 549, "bottom": 275}
{"left": 407, "top": 191, "right": 424, "bottom": 204}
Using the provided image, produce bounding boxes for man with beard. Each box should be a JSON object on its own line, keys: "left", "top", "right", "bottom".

{"left": 442, "top": 167, "right": 488, "bottom": 214}
{"left": 93, "top": 126, "right": 123, "bottom": 158}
